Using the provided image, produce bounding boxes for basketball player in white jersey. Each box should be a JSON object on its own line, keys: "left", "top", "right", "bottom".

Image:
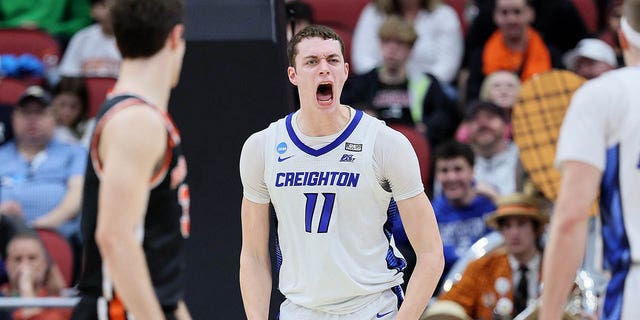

{"left": 540, "top": 1, "right": 640, "bottom": 319}
{"left": 239, "top": 25, "right": 444, "bottom": 320}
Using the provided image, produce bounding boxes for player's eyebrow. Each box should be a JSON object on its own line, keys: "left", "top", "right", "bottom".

{"left": 302, "top": 53, "right": 341, "bottom": 60}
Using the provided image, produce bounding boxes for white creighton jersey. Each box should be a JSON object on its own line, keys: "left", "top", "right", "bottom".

{"left": 240, "top": 107, "right": 424, "bottom": 314}
{"left": 556, "top": 67, "right": 640, "bottom": 320}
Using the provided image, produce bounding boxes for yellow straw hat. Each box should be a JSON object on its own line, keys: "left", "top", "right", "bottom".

{"left": 485, "top": 193, "right": 550, "bottom": 230}
{"left": 420, "top": 300, "right": 472, "bottom": 320}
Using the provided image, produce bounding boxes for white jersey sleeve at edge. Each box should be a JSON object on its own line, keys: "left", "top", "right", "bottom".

{"left": 239, "top": 130, "right": 270, "bottom": 204}
{"left": 555, "top": 76, "right": 625, "bottom": 172}
{"left": 374, "top": 126, "right": 424, "bottom": 201}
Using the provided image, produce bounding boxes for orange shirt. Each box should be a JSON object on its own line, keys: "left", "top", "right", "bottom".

{"left": 482, "top": 27, "right": 552, "bottom": 82}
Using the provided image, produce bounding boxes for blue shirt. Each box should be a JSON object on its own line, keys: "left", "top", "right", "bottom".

{"left": 433, "top": 194, "right": 496, "bottom": 273}
{"left": 0, "top": 139, "right": 87, "bottom": 238}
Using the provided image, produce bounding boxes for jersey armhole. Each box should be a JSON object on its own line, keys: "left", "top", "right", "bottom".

{"left": 90, "top": 97, "right": 180, "bottom": 187}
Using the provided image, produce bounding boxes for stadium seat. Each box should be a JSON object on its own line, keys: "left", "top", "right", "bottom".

{"left": 0, "top": 28, "right": 60, "bottom": 65}
{"left": 35, "top": 228, "right": 74, "bottom": 288}
{"left": 0, "top": 77, "right": 27, "bottom": 105}
{"left": 388, "top": 124, "right": 431, "bottom": 193}
{"left": 85, "top": 77, "right": 116, "bottom": 117}
{"left": 0, "top": 28, "right": 60, "bottom": 86}
{"left": 570, "top": 0, "right": 599, "bottom": 34}
{"left": 304, "top": 0, "right": 370, "bottom": 65}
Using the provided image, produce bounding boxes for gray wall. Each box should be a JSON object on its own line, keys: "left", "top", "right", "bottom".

{"left": 170, "top": 0, "right": 291, "bottom": 318}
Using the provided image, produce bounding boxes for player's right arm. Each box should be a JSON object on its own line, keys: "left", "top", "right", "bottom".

{"left": 239, "top": 131, "right": 272, "bottom": 320}
{"left": 540, "top": 161, "right": 599, "bottom": 319}
{"left": 541, "top": 77, "right": 618, "bottom": 319}
{"left": 94, "top": 105, "right": 167, "bottom": 320}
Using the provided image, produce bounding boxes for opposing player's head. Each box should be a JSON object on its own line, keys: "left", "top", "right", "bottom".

{"left": 620, "top": 0, "right": 640, "bottom": 65}
{"left": 287, "top": 25, "right": 348, "bottom": 110}
{"left": 110, "top": 0, "right": 185, "bottom": 85}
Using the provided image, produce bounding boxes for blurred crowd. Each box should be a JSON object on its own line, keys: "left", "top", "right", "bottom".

{"left": 0, "top": 0, "right": 623, "bottom": 319}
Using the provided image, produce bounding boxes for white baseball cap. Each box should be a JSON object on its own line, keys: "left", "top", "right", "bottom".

{"left": 564, "top": 38, "right": 618, "bottom": 70}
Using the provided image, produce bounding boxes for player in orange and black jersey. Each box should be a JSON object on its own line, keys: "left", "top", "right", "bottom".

{"left": 72, "top": 1, "right": 191, "bottom": 319}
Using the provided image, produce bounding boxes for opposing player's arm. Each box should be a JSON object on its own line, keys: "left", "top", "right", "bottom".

{"left": 540, "top": 160, "right": 601, "bottom": 319}
{"left": 239, "top": 198, "right": 271, "bottom": 320}
{"left": 95, "top": 106, "right": 167, "bottom": 320}
{"left": 379, "top": 128, "right": 444, "bottom": 320}
{"left": 239, "top": 131, "right": 272, "bottom": 320}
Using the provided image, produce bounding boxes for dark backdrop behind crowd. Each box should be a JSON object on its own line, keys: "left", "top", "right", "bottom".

{"left": 170, "top": 0, "right": 291, "bottom": 318}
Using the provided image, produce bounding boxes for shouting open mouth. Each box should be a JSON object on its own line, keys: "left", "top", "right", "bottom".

{"left": 316, "top": 82, "right": 333, "bottom": 105}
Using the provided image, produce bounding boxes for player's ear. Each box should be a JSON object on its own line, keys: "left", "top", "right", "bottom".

{"left": 287, "top": 66, "right": 298, "bottom": 86}
{"left": 344, "top": 62, "right": 349, "bottom": 76}
{"left": 168, "top": 24, "right": 185, "bottom": 50}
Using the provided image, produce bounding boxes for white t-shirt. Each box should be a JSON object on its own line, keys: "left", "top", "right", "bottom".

{"left": 58, "top": 24, "right": 121, "bottom": 77}
{"left": 556, "top": 66, "right": 640, "bottom": 319}
{"left": 474, "top": 142, "right": 520, "bottom": 195}
{"left": 240, "top": 108, "right": 423, "bottom": 313}
{"left": 351, "top": 3, "right": 463, "bottom": 83}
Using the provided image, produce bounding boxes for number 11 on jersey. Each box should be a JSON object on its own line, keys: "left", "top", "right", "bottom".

{"left": 304, "top": 193, "right": 336, "bottom": 233}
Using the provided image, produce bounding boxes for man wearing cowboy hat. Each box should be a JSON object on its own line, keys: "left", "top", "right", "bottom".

{"left": 436, "top": 192, "right": 549, "bottom": 320}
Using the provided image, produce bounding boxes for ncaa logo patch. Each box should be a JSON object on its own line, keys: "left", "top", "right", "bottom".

{"left": 276, "top": 142, "right": 288, "bottom": 154}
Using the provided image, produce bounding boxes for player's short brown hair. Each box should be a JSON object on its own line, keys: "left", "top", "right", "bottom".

{"left": 287, "top": 25, "right": 345, "bottom": 67}
{"left": 110, "top": 0, "right": 184, "bottom": 58}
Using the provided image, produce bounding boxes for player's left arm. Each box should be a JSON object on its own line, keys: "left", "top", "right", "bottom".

{"left": 378, "top": 128, "right": 444, "bottom": 319}
{"left": 396, "top": 193, "right": 444, "bottom": 320}
{"left": 540, "top": 160, "right": 600, "bottom": 319}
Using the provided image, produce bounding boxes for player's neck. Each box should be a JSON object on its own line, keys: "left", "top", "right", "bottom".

{"left": 296, "top": 104, "right": 351, "bottom": 137}
{"left": 114, "top": 57, "right": 173, "bottom": 110}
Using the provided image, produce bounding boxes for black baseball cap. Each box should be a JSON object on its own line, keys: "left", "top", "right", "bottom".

{"left": 16, "top": 86, "right": 52, "bottom": 108}
{"left": 466, "top": 100, "right": 508, "bottom": 122}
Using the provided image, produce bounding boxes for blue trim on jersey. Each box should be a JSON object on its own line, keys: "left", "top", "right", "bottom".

{"left": 285, "top": 109, "right": 364, "bottom": 157}
{"left": 384, "top": 199, "right": 407, "bottom": 273}
{"left": 274, "top": 212, "right": 283, "bottom": 274}
{"left": 391, "top": 285, "right": 404, "bottom": 310}
{"left": 599, "top": 145, "right": 631, "bottom": 320}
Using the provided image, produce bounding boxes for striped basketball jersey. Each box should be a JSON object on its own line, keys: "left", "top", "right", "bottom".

{"left": 241, "top": 107, "right": 424, "bottom": 314}
{"left": 76, "top": 94, "right": 190, "bottom": 318}
{"left": 556, "top": 67, "right": 640, "bottom": 320}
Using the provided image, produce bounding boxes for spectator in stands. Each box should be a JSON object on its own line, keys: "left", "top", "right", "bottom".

{"left": 58, "top": 0, "right": 120, "bottom": 78}
{"left": 431, "top": 140, "right": 496, "bottom": 289}
{"left": 598, "top": 0, "right": 624, "bottom": 66}
{"left": 456, "top": 70, "right": 520, "bottom": 142}
{"left": 51, "top": 77, "right": 92, "bottom": 147}
{"left": 564, "top": 38, "right": 618, "bottom": 80}
{"left": 285, "top": 1, "right": 314, "bottom": 41}
{"left": 343, "top": 15, "right": 461, "bottom": 147}
{"left": 464, "top": 0, "right": 588, "bottom": 65}
{"left": 1, "top": 232, "right": 71, "bottom": 320}
{"left": 467, "top": 101, "right": 521, "bottom": 196}
{"left": 0, "top": 86, "right": 86, "bottom": 243}
{"left": 479, "top": 70, "right": 521, "bottom": 111}
{"left": 436, "top": 192, "right": 548, "bottom": 320}
{"left": 466, "top": 0, "right": 563, "bottom": 101}
{"left": 352, "top": 0, "right": 464, "bottom": 85}
{"left": 0, "top": 0, "right": 92, "bottom": 42}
